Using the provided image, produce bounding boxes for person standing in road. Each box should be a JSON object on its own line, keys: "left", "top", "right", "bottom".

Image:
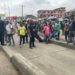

{"left": 50, "top": 21, "right": 57, "bottom": 39}
{"left": 43, "top": 22, "right": 50, "bottom": 43}
{"left": 56, "top": 21, "right": 61, "bottom": 40}
{"left": 6, "top": 22, "right": 15, "bottom": 46}
{"left": 67, "top": 19, "right": 73, "bottom": 43}
{"left": 18, "top": 23, "right": 26, "bottom": 48}
{"left": 28, "top": 19, "right": 36, "bottom": 49}
{"left": 70, "top": 16, "right": 75, "bottom": 44}
{"left": 64, "top": 21, "right": 68, "bottom": 41}
{"left": 0, "top": 20, "right": 6, "bottom": 45}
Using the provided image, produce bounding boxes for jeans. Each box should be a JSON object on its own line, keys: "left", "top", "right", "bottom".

{"left": 65, "top": 31, "right": 68, "bottom": 41}
{"left": 29, "top": 36, "right": 35, "bottom": 48}
{"left": 8, "top": 34, "right": 15, "bottom": 45}
{"left": 19, "top": 35, "right": 25, "bottom": 45}
{"left": 68, "top": 31, "right": 74, "bottom": 43}
{"left": 56, "top": 32, "right": 60, "bottom": 40}
{"left": 0, "top": 33, "right": 4, "bottom": 45}
{"left": 50, "top": 30, "right": 57, "bottom": 39}
{"left": 25, "top": 34, "right": 28, "bottom": 43}
{"left": 44, "top": 35, "right": 49, "bottom": 43}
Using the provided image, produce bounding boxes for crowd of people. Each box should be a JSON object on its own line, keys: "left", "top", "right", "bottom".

{"left": 4, "top": 19, "right": 38, "bottom": 49}
{"left": 0, "top": 16, "right": 75, "bottom": 49}
{"left": 43, "top": 21, "right": 61, "bottom": 43}
{"left": 42, "top": 16, "right": 75, "bottom": 44}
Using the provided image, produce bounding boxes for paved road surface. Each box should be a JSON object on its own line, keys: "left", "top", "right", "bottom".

{"left": 7, "top": 35, "right": 75, "bottom": 75}
{"left": 0, "top": 47, "right": 20, "bottom": 75}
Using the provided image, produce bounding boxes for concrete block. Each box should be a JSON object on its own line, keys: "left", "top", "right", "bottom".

{"left": 11, "top": 53, "right": 46, "bottom": 75}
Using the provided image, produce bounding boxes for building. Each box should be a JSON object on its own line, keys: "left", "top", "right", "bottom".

{"left": 38, "top": 7, "right": 66, "bottom": 19}
{"left": 65, "top": 10, "right": 75, "bottom": 19}
{"left": 25, "top": 15, "right": 36, "bottom": 20}
{"left": 6, "top": 16, "right": 17, "bottom": 21}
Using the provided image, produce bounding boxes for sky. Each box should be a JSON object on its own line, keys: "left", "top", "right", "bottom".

{"left": 0, "top": 0, "right": 75, "bottom": 16}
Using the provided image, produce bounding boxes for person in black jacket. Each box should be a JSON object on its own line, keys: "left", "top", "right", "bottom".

{"left": 70, "top": 15, "right": 75, "bottom": 35}
{"left": 72, "top": 20, "right": 75, "bottom": 32}
{"left": 28, "top": 20, "right": 35, "bottom": 49}
{"left": 69, "top": 15, "right": 75, "bottom": 43}
{"left": 0, "top": 20, "right": 5, "bottom": 45}
{"left": 70, "top": 15, "right": 75, "bottom": 31}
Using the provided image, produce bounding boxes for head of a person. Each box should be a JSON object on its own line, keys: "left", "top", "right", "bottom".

{"left": 47, "top": 22, "right": 49, "bottom": 25}
{"left": 52, "top": 21, "right": 55, "bottom": 25}
{"left": 70, "top": 14, "right": 74, "bottom": 21}
{"left": 20, "top": 22, "right": 23, "bottom": 27}
{"left": 9, "top": 21, "right": 12, "bottom": 24}
{"left": 29, "top": 18, "right": 33, "bottom": 23}
{"left": 56, "top": 21, "right": 59, "bottom": 24}
{"left": 44, "top": 22, "right": 47, "bottom": 25}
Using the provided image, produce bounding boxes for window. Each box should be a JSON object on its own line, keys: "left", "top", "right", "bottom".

{"left": 42, "top": 11, "right": 46, "bottom": 13}
{"left": 51, "top": 11, "right": 53, "bottom": 14}
{"left": 53, "top": 11, "right": 56, "bottom": 13}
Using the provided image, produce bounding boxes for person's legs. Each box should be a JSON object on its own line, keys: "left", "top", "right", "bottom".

{"left": 11, "top": 34, "right": 15, "bottom": 45}
{"left": 24, "top": 35, "right": 26, "bottom": 43}
{"left": 71, "top": 33, "right": 74, "bottom": 43}
{"left": 54, "top": 31, "right": 57, "bottom": 39}
{"left": 26, "top": 34, "right": 28, "bottom": 43}
{"left": 57, "top": 32, "right": 60, "bottom": 40}
{"left": 68, "top": 32, "right": 74, "bottom": 43}
{"left": 0, "top": 33, "right": 5, "bottom": 45}
{"left": 25, "top": 34, "right": 28, "bottom": 43}
{"left": 1, "top": 34, "right": 4, "bottom": 45}
{"left": 47, "top": 35, "right": 50, "bottom": 43}
{"left": 44, "top": 35, "right": 46, "bottom": 43}
{"left": 32, "top": 36, "right": 35, "bottom": 47}
{"left": 50, "top": 30, "right": 56, "bottom": 39}
{"left": 65, "top": 31, "right": 68, "bottom": 41}
{"left": 0, "top": 34, "right": 1, "bottom": 44}
{"left": 19, "top": 36, "right": 22, "bottom": 47}
{"left": 45, "top": 36, "right": 48, "bottom": 43}
{"left": 4, "top": 33, "right": 7, "bottom": 43}
{"left": 8, "top": 34, "right": 11, "bottom": 46}
{"left": 29, "top": 36, "right": 33, "bottom": 48}
{"left": 1, "top": 35, "right": 4, "bottom": 45}
{"left": 23, "top": 36, "right": 25, "bottom": 44}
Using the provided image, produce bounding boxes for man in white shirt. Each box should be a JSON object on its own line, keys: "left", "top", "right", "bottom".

{"left": 6, "top": 22, "right": 15, "bottom": 46}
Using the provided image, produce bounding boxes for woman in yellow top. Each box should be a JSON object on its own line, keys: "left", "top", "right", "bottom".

{"left": 18, "top": 23, "right": 26, "bottom": 47}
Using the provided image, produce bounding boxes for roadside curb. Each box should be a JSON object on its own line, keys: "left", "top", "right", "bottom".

{"left": 51, "top": 40, "right": 75, "bottom": 50}
{"left": 2, "top": 46, "right": 46, "bottom": 75}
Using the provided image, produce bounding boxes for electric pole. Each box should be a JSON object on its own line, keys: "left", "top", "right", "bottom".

{"left": 8, "top": 7, "right": 10, "bottom": 17}
{"left": 21, "top": 5, "right": 24, "bottom": 20}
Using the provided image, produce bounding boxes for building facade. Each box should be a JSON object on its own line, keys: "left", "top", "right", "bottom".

{"left": 65, "top": 10, "right": 75, "bottom": 18}
{"left": 38, "top": 7, "right": 66, "bottom": 19}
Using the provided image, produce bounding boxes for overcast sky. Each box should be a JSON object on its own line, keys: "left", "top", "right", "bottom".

{"left": 0, "top": 0, "right": 75, "bottom": 16}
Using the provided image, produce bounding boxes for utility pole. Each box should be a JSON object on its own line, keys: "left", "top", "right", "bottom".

{"left": 8, "top": 7, "right": 10, "bottom": 17}
{"left": 21, "top": 5, "right": 24, "bottom": 20}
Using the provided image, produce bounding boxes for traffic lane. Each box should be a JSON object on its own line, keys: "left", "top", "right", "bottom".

{"left": 9, "top": 42, "right": 75, "bottom": 75}
{"left": 9, "top": 42, "right": 70, "bottom": 60}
